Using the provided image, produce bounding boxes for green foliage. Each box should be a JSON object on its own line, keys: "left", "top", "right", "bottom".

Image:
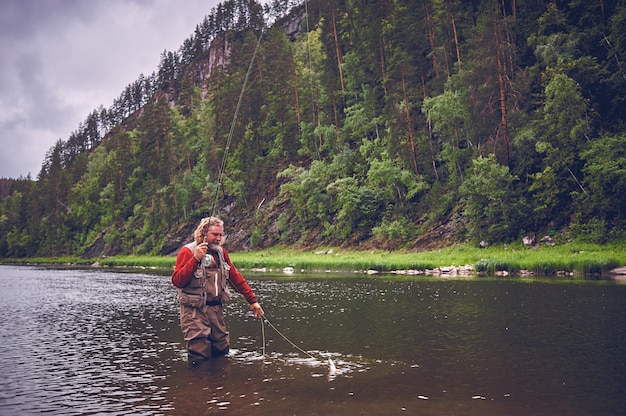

{"left": 278, "top": 161, "right": 331, "bottom": 229}
{"left": 2, "top": 0, "right": 626, "bottom": 259}
{"left": 459, "top": 155, "right": 522, "bottom": 242}
{"left": 576, "top": 133, "right": 626, "bottom": 237}
{"left": 5, "top": 226, "right": 34, "bottom": 257}
{"left": 373, "top": 218, "right": 415, "bottom": 240}
{"left": 250, "top": 227, "right": 262, "bottom": 248}
{"left": 422, "top": 83, "right": 473, "bottom": 182}
{"left": 570, "top": 218, "right": 608, "bottom": 244}
{"left": 326, "top": 176, "right": 361, "bottom": 239}
{"left": 275, "top": 212, "right": 291, "bottom": 243}
{"left": 529, "top": 71, "right": 590, "bottom": 226}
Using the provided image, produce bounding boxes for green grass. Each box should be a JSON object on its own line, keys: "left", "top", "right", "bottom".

{"left": 2, "top": 241, "right": 625, "bottom": 276}
{"left": 228, "top": 242, "right": 625, "bottom": 276}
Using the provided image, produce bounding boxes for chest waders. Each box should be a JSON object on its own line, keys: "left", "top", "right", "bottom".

{"left": 178, "top": 242, "right": 233, "bottom": 363}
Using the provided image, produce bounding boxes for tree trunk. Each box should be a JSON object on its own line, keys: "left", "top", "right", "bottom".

{"left": 496, "top": 25, "right": 510, "bottom": 165}
{"left": 449, "top": 2, "right": 462, "bottom": 71}
{"left": 380, "top": 37, "right": 387, "bottom": 95}
{"left": 423, "top": 0, "right": 440, "bottom": 78}
{"left": 292, "top": 55, "right": 302, "bottom": 134}
{"left": 401, "top": 70, "right": 419, "bottom": 175}
{"left": 500, "top": 0, "right": 515, "bottom": 73}
{"left": 331, "top": 7, "right": 345, "bottom": 93}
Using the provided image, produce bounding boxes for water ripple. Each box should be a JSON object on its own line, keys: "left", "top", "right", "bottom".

{"left": 1, "top": 266, "right": 625, "bottom": 416}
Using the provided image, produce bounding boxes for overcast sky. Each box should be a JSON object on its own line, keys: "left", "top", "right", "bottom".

{"left": 0, "top": 0, "right": 229, "bottom": 179}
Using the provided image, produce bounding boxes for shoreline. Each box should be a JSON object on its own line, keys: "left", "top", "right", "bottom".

{"left": 2, "top": 242, "right": 625, "bottom": 278}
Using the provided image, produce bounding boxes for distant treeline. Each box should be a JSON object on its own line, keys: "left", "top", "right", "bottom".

{"left": 1, "top": 0, "right": 625, "bottom": 257}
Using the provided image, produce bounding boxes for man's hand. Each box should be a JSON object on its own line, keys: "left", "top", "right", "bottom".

{"left": 250, "top": 302, "right": 264, "bottom": 318}
{"left": 194, "top": 242, "right": 208, "bottom": 262}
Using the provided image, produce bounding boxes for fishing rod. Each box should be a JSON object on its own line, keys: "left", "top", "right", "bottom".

{"left": 209, "top": 25, "right": 266, "bottom": 218}
{"left": 210, "top": 0, "right": 316, "bottom": 217}
{"left": 206, "top": 7, "right": 336, "bottom": 378}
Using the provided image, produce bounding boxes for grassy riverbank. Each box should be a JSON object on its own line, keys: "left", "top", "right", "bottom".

{"left": 3, "top": 241, "right": 625, "bottom": 276}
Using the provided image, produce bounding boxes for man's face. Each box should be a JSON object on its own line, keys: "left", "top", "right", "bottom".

{"left": 204, "top": 225, "right": 224, "bottom": 248}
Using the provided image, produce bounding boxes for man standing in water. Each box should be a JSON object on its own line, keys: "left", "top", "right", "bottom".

{"left": 172, "top": 216, "right": 264, "bottom": 364}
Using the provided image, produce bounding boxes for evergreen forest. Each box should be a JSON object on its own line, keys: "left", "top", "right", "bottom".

{"left": 1, "top": 0, "right": 626, "bottom": 258}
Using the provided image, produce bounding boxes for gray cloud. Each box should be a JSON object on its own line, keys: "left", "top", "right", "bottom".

{"left": 0, "top": 0, "right": 222, "bottom": 178}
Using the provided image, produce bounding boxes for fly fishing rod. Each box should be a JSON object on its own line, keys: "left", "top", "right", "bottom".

{"left": 209, "top": 25, "right": 266, "bottom": 218}
{"left": 208, "top": 9, "right": 337, "bottom": 379}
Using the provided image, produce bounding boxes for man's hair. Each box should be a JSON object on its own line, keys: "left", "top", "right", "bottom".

{"left": 193, "top": 216, "right": 224, "bottom": 243}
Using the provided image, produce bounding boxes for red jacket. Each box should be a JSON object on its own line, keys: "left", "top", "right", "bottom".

{"left": 171, "top": 246, "right": 258, "bottom": 305}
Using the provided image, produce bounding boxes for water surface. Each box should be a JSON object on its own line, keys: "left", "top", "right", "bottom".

{"left": 0, "top": 265, "right": 624, "bottom": 415}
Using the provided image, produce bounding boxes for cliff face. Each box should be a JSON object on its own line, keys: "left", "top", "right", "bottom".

{"left": 0, "top": 179, "right": 14, "bottom": 198}
{"left": 275, "top": 4, "right": 306, "bottom": 41}
{"left": 78, "top": 2, "right": 464, "bottom": 259}
{"left": 177, "top": 3, "right": 306, "bottom": 102}
{"left": 202, "top": 34, "right": 231, "bottom": 98}
{"left": 158, "top": 6, "right": 306, "bottom": 107}
{"left": 83, "top": 9, "right": 311, "bottom": 259}
{"left": 159, "top": 7, "right": 310, "bottom": 255}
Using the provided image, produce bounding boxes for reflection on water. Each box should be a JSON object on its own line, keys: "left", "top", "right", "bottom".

{"left": 0, "top": 265, "right": 625, "bottom": 415}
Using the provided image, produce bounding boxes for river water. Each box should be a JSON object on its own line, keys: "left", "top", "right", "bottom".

{"left": 0, "top": 264, "right": 625, "bottom": 415}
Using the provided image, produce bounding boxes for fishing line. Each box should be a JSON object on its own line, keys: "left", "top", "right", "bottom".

{"left": 229, "top": 259, "right": 337, "bottom": 375}
{"left": 231, "top": 294, "right": 321, "bottom": 361}
{"left": 210, "top": 25, "right": 266, "bottom": 218}
{"left": 259, "top": 314, "right": 337, "bottom": 378}
{"left": 205, "top": 12, "right": 335, "bottom": 377}
{"left": 261, "top": 315, "right": 316, "bottom": 359}
{"left": 261, "top": 314, "right": 266, "bottom": 357}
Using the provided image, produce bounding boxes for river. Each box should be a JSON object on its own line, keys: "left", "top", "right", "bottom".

{"left": 0, "top": 265, "right": 625, "bottom": 415}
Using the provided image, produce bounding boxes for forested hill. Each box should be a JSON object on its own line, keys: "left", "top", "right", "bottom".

{"left": 1, "top": 0, "right": 626, "bottom": 258}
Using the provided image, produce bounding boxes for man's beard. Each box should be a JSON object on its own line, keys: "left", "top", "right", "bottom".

{"left": 208, "top": 243, "right": 221, "bottom": 251}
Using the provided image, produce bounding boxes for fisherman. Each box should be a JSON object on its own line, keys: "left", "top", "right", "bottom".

{"left": 172, "top": 216, "right": 264, "bottom": 364}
